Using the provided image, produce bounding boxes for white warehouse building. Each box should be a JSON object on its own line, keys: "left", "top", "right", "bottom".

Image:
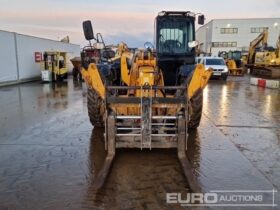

{"left": 196, "top": 18, "right": 280, "bottom": 56}
{"left": 0, "top": 30, "right": 80, "bottom": 85}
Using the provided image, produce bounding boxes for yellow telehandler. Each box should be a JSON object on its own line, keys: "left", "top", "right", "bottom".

{"left": 81, "top": 11, "right": 212, "bottom": 192}
{"left": 219, "top": 50, "right": 245, "bottom": 76}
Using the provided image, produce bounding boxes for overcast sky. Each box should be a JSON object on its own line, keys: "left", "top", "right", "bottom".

{"left": 0, "top": 0, "right": 280, "bottom": 47}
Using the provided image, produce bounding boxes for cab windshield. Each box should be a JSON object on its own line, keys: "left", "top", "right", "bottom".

{"left": 157, "top": 19, "right": 194, "bottom": 55}
{"left": 229, "top": 51, "right": 241, "bottom": 60}
{"left": 206, "top": 59, "right": 225, "bottom": 65}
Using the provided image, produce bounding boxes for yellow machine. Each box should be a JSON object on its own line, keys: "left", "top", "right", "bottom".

{"left": 277, "top": 35, "right": 280, "bottom": 59}
{"left": 241, "top": 54, "right": 248, "bottom": 65}
{"left": 41, "top": 51, "right": 68, "bottom": 82}
{"left": 219, "top": 50, "right": 245, "bottom": 76}
{"left": 247, "top": 29, "right": 268, "bottom": 66}
{"left": 81, "top": 11, "right": 212, "bottom": 192}
{"left": 254, "top": 34, "right": 280, "bottom": 66}
{"left": 247, "top": 30, "right": 280, "bottom": 78}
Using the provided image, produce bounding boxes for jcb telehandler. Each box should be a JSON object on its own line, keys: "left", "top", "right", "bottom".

{"left": 81, "top": 11, "right": 212, "bottom": 192}
{"left": 218, "top": 50, "right": 245, "bottom": 76}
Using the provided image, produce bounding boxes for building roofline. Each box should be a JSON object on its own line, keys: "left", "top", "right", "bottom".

{"left": 196, "top": 17, "right": 280, "bottom": 32}
{"left": 0, "top": 29, "right": 80, "bottom": 47}
{"left": 210, "top": 17, "right": 280, "bottom": 21}
{"left": 196, "top": 19, "right": 213, "bottom": 32}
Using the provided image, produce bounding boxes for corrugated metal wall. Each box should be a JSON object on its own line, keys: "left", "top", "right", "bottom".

{"left": 0, "top": 30, "right": 80, "bottom": 85}
{"left": 0, "top": 31, "right": 18, "bottom": 83}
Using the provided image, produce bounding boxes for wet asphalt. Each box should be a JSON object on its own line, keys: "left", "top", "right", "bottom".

{"left": 0, "top": 76, "right": 279, "bottom": 210}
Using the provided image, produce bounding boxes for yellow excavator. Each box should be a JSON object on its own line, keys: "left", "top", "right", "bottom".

{"left": 247, "top": 29, "right": 280, "bottom": 79}
{"left": 277, "top": 34, "right": 280, "bottom": 62}
{"left": 81, "top": 11, "right": 212, "bottom": 192}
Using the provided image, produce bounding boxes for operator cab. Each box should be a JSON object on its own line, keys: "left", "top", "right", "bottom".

{"left": 228, "top": 51, "right": 242, "bottom": 60}
{"left": 155, "top": 11, "right": 204, "bottom": 86}
{"left": 156, "top": 11, "right": 196, "bottom": 57}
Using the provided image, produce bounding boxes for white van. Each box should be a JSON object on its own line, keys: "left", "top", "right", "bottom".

{"left": 197, "top": 57, "right": 228, "bottom": 80}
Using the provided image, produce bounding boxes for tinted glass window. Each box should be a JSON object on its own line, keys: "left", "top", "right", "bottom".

{"left": 206, "top": 59, "right": 225, "bottom": 65}
{"left": 157, "top": 19, "right": 194, "bottom": 54}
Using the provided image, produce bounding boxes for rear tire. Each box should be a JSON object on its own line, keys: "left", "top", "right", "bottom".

{"left": 57, "top": 75, "right": 64, "bottom": 82}
{"left": 87, "top": 88, "right": 105, "bottom": 127}
{"left": 188, "top": 89, "right": 203, "bottom": 129}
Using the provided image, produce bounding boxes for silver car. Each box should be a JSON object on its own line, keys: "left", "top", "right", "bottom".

{"left": 197, "top": 57, "right": 229, "bottom": 80}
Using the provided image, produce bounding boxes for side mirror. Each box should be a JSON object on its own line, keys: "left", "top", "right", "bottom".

{"left": 188, "top": 41, "right": 199, "bottom": 48}
{"left": 83, "top": 20, "right": 94, "bottom": 40}
{"left": 144, "top": 42, "right": 154, "bottom": 50}
{"left": 198, "top": 15, "right": 205, "bottom": 25}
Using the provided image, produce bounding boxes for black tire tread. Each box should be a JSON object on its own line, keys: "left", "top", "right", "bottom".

{"left": 188, "top": 89, "right": 203, "bottom": 129}
{"left": 87, "top": 88, "right": 105, "bottom": 127}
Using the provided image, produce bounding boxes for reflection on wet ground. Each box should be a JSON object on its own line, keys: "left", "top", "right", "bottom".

{"left": 0, "top": 76, "right": 279, "bottom": 209}
{"left": 85, "top": 128, "right": 189, "bottom": 209}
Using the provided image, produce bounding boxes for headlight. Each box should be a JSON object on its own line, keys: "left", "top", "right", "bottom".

{"left": 224, "top": 67, "right": 228, "bottom": 72}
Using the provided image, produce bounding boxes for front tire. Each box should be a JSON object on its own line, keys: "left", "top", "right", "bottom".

{"left": 87, "top": 88, "right": 105, "bottom": 127}
{"left": 188, "top": 89, "right": 203, "bottom": 129}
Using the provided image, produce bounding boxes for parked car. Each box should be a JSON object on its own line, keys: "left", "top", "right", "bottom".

{"left": 197, "top": 57, "right": 229, "bottom": 80}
